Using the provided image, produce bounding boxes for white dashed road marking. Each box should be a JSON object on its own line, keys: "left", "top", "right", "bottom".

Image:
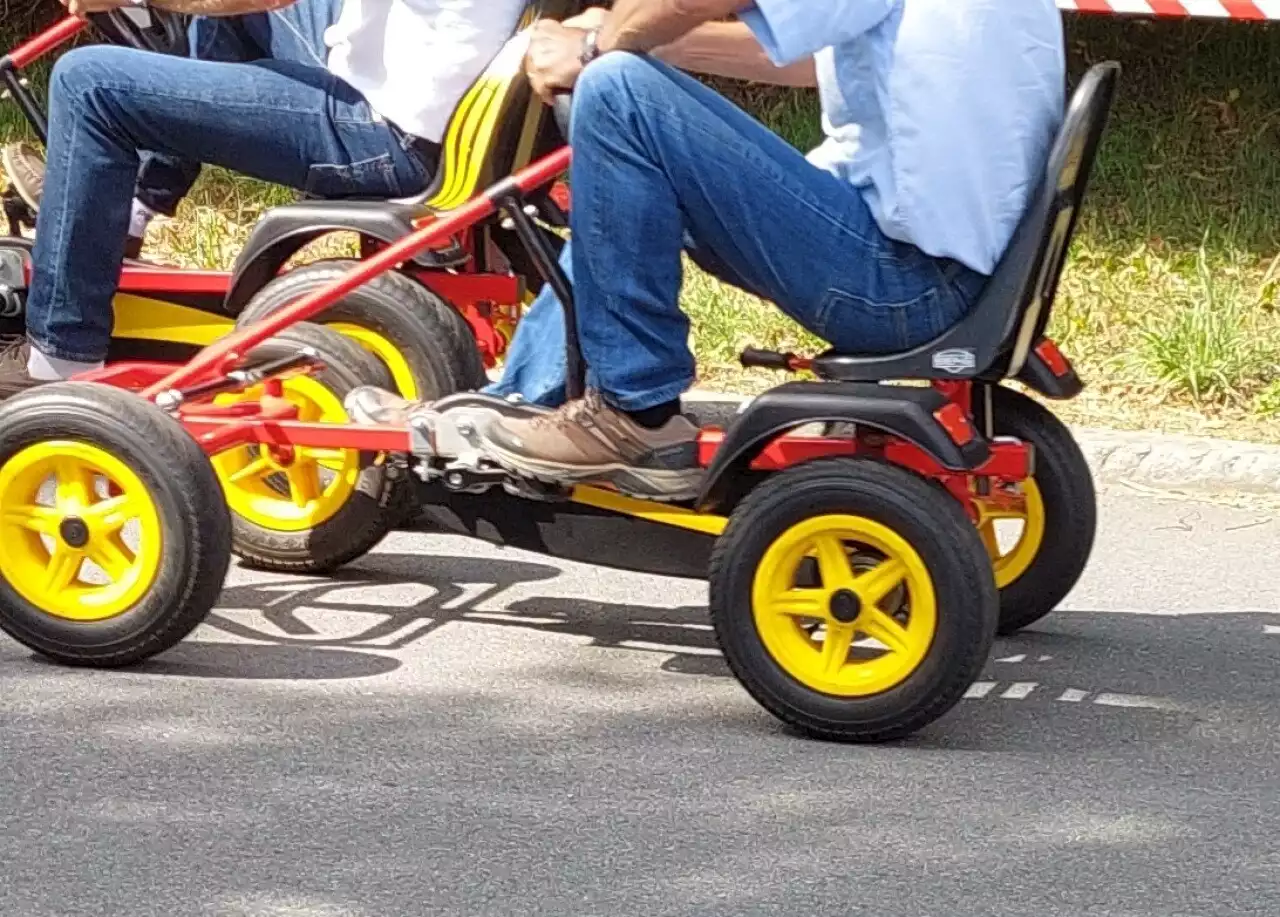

{"left": 1093, "top": 693, "right": 1167, "bottom": 710}
{"left": 959, "top": 683, "right": 1178, "bottom": 711}
{"left": 964, "top": 681, "right": 997, "bottom": 699}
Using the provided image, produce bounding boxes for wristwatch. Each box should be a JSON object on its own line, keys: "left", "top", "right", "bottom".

{"left": 580, "top": 27, "right": 602, "bottom": 66}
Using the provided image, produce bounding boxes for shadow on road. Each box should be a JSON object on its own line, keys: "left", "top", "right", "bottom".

{"left": 69, "top": 552, "right": 1275, "bottom": 744}
{"left": 3, "top": 550, "right": 1277, "bottom": 757}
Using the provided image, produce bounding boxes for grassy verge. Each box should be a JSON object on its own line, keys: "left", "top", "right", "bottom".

{"left": 4, "top": 16, "right": 1280, "bottom": 442}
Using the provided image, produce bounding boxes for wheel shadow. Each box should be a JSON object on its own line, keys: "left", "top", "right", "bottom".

{"left": 111, "top": 552, "right": 1280, "bottom": 755}
{"left": 136, "top": 552, "right": 725, "bottom": 682}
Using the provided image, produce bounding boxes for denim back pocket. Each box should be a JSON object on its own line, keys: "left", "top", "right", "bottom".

{"left": 303, "top": 154, "right": 399, "bottom": 199}
{"left": 813, "top": 284, "right": 961, "bottom": 355}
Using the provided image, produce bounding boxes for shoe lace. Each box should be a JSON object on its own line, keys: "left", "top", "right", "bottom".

{"left": 0, "top": 335, "right": 24, "bottom": 361}
{"left": 525, "top": 389, "right": 606, "bottom": 432}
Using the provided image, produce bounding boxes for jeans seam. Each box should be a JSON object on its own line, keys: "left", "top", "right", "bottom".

{"left": 270, "top": 9, "right": 329, "bottom": 68}
{"left": 86, "top": 79, "right": 345, "bottom": 117}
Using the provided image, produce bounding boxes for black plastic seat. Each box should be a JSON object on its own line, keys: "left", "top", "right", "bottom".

{"left": 810, "top": 62, "right": 1120, "bottom": 384}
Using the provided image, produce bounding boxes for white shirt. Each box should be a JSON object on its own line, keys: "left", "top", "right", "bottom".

{"left": 324, "top": 0, "right": 527, "bottom": 143}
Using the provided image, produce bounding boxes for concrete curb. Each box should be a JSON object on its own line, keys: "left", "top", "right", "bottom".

{"left": 681, "top": 390, "right": 1280, "bottom": 498}
{"left": 1070, "top": 427, "right": 1280, "bottom": 496}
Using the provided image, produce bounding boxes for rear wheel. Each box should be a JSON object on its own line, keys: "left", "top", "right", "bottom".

{"left": 711, "top": 458, "right": 998, "bottom": 743}
{"left": 0, "top": 383, "right": 232, "bottom": 667}
{"left": 236, "top": 259, "right": 488, "bottom": 400}
{"left": 979, "top": 387, "right": 1097, "bottom": 635}
{"left": 211, "top": 322, "right": 400, "bottom": 574}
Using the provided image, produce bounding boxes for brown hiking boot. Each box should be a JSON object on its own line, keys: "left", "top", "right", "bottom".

{"left": 479, "top": 389, "right": 702, "bottom": 501}
{"left": 0, "top": 339, "right": 47, "bottom": 401}
{"left": 1, "top": 143, "right": 45, "bottom": 211}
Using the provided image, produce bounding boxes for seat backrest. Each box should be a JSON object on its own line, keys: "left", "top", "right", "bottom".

{"left": 422, "top": 0, "right": 585, "bottom": 212}
{"left": 972, "top": 61, "right": 1121, "bottom": 377}
{"left": 809, "top": 62, "right": 1119, "bottom": 384}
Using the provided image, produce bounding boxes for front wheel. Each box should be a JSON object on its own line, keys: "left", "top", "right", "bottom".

{"left": 710, "top": 458, "right": 999, "bottom": 743}
{"left": 0, "top": 383, "right": 232, "bottom": 667}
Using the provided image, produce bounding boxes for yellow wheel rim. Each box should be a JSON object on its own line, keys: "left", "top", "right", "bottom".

{"left": 211, "top": 375, "right": 361, "bottom": 533}
{"left": 0, "top": 441, "right": 163, "bottom": 622}
{"left": 326, "top": 322, "right": 419, "bottom": 400}
{"left": 976, "top": 479, "right": 1046, "bottom": 589}
{"left": 751, "top": 514, "right": 938, "bottom": 697}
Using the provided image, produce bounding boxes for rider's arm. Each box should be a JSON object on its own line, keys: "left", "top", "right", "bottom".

{"left": 148, "top": 0, "right": 292, "bottom": 16}
{"left": 597, "top": 0, "right": 751, "bottom": 56}
{"left": 655, "top": 21, "right": 817, "bottom": 88}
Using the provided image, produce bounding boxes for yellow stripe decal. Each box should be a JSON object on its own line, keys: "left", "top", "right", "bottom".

{"left": 427, "top": 30, "right": 533, "bottom": 211}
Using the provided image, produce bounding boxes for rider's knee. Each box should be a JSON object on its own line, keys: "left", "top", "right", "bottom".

{"left": 574, "top": 51, "right": 666, "bottom": 120}
{"left": 49, "top": 45, "right": 135, "bottom": 107}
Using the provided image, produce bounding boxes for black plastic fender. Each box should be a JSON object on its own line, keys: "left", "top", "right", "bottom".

{"left": 696, "top": 381, "right": 992, "bottom": 513}
{"left": 224, "top": 200, "right": 465, "bottom": 314}
{"left": 1015, "top": 347, "right": 1084, "bottom": 400}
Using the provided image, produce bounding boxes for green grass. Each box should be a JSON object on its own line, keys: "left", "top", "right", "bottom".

{"left": 6, "top": 16, "right": 1280, "bottom": 438}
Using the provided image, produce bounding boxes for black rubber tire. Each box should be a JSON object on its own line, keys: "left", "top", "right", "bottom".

{"left": 0, "top": 383, "right": 232, "bottom": 667}
{"left": 224, "top": 322, "right": 399, "bottom": 574}
{"left": 989, "top": 386, "right": 1098, "bottom": 635}
{"left": 710, "top": 457, "right": 999, "bottom": 743}
{"left": 235, "top": 259, "right": 488, "bottom": 399}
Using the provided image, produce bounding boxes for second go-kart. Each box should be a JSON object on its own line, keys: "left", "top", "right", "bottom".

{"left": 0, "top": 56, "right": 1118, "bottom": 742}
{"left": 0, "top": 2, "right": 580, "bottom": 571}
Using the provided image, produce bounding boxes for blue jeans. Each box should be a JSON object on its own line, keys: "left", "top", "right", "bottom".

{"left": 26, "top": 0, "right": 431, "bottom": 363}
{"left": 487, "top": 54, "right": 988, "bottom": 412}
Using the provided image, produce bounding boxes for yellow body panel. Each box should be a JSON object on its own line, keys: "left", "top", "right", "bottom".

{"left": 110, "top": 293, "right": 234, "bottom": 347}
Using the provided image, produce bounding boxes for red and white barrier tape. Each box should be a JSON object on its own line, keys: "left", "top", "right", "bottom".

{"left": 1059, "top": 0, "right": 1280, "bottom": 20}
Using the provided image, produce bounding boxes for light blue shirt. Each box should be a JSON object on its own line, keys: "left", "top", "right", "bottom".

{"left": 740, "top": 0, "right": 1065, "bottom": 275}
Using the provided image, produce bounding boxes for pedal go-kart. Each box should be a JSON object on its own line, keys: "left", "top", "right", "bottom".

{"left": 0, "top": 44, "right": 1119, "bottom": 742}
{"left": 0, "top": 2, "right": 578, "bottom": 570}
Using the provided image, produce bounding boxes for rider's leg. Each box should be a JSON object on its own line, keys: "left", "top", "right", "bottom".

{"left": 134, "top": 0, "right": 346, "bottom": 221}
{"left": 344, "top": 251, "right": 572, "bottom": 425}
{"left": 480, "top": 53, "right": 987, "bottom": 497}
{"left": 474, "top": 228, "right": 772, "bottom": 414}
{"left": 0, "top": 44, "right": 431, "bottom": 396}
{"left": 480, "top": 243, "right": 573, "bottom": 408}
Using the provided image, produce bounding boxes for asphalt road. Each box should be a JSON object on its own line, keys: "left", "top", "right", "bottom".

{"left": 2, "top": 483, "right": 1278, "bottom": 917}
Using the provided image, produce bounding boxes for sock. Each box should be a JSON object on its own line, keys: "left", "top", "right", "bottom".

{"left": 625, "top": 399, "right": 681, "bottom": 430}
{"left": 27, "top": 345, "right": 104, "bottom": 381}
{"left": 128, "top": 198, "right": 157, "bottom": 240}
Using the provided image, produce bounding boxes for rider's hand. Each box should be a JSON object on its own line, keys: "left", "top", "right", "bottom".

{"left": 61, "top": 0, "right": 135, "bottom": 16}
{"left": 525, "top": 20, "right": 590, "bottom": 103}
{"left": 563, "top": 7, "right": 608, "bottom": 30}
